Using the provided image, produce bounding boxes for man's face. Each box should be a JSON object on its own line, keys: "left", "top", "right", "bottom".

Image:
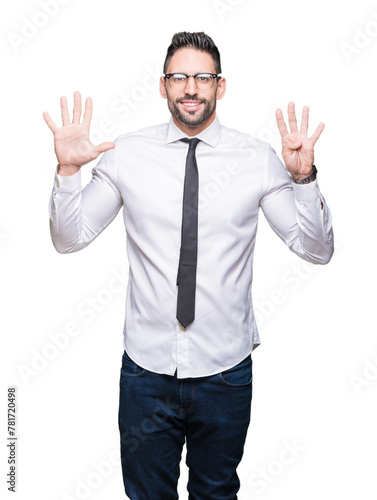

{"left": 160, "top": 47, "right": 226, "bottom": 135}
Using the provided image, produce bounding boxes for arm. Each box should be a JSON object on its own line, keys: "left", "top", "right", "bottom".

{"left": 259, "top": 146, "right": 333, "bottom": 264}
{"left": 259, "top": 102, "right": 334, "bottom": 264}
{"left": 49, "top": 145, "right": 123, "bottom": 253}
{"left": 44, "top": 91, "right": 122, "bottom": 253}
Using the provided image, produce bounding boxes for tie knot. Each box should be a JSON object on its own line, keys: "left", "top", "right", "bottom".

{"left": 180, "top": 137, "right": 201, "bottom": 151}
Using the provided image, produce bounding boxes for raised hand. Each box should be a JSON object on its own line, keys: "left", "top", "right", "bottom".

{"left": 43, "top": 91, "right": 115, "bottom": 176}
{"left": 275, "top": 102, "right": 324, "bottom": 180}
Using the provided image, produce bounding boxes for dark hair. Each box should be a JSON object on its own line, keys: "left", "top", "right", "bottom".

{"left": 163, "top": 32, "right": 222, "bottom": 75}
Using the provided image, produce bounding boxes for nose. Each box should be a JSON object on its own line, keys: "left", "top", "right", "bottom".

{"left": 185, "top": 75, "right": 197, "bottom": 95}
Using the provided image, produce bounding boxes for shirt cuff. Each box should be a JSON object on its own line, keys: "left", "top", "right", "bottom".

{"left": 291, "top": 178, "right": 321, "bottom": 202}
{"left": 54, "top": 167, "right": 82, "bottom": 193}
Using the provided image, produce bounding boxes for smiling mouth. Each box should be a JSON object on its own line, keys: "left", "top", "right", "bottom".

{"left": 178, "top": 100, "right": 203, "bottom": 111}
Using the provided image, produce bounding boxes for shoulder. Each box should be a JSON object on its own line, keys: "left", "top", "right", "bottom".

{"left": 113, "top": 122, "right": 168, "bottom": 148}
{"left": 219, "top": 123, "right": 273, "bottom": 154}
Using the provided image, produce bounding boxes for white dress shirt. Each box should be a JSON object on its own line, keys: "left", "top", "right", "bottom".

{"left": 49, "top": 115, "right": 334, "bottom": 378}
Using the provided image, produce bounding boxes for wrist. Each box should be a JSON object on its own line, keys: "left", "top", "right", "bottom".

{"left": 57, "top": 164, "right": 81, "bottom": 176}
{"left": 291, "top": 165, "right": 317, "bottom": 184}
{"left": 290, "top": 173, "right": 308, "bottom": 181}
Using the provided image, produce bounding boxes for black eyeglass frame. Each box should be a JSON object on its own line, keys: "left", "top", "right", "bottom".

{"left": 164, "top": 73, "right": 221, "bottom": 88}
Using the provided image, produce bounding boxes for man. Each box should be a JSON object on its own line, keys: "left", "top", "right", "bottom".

{"left": 44, "top": 32, "right": 333, "bottom": 500}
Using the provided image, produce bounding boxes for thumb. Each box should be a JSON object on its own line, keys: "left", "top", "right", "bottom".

{"left": 95, "top": 142, "right": 116, "bottom": 155}
{"left": 285, "top": 137, "right": 302, "bottom": 150}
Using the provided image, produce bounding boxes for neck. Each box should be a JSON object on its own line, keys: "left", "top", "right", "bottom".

{"left": 172, "top": 112, "right": 216, "bottom": 136}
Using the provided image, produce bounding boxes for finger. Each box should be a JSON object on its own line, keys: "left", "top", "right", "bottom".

{"left": 72, "top": 91, "right": 82, "bottom": 124}
{"left": 309, "top": 122, "right": 325, "bottom": 145}
{"left": 289, "top": 141, "right": 302, "bottom": 149}
{"left": 300, "top": 106, "right": 309, "bottom": 135}
{"left": 287, "top": 101, "right": 298, "bottom": 133}
{"left": 60, "top": 96, "right": 70, "bottom": 126}
{"left": 83, "top": 97, "right": 93, "bottom": 128}
{"left": 43, "top": 111, "right": 59, "bottom": 133}
{"left": 284, "top": 136, "right": 302, "bottom": 150}
{"left": 275, "top": 108, "right": 289, "bottom": 138}
{"left": 95, "top": 142, "right": 116, "bottom": 155}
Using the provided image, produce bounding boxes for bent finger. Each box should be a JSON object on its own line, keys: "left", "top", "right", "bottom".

{"left": 284, "top": 136, "right": 302, "bottom": 150}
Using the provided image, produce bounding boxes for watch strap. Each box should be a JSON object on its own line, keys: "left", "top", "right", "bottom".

{"left": 291, "top": 165, "right": 317, "bottom": 184}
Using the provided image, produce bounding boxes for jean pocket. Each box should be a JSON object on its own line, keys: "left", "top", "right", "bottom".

{"left": 218, "top": 355, "right": 252, "bottom": 387}
{"left": 120, "top": 350, "right": 146, "bottom": 378}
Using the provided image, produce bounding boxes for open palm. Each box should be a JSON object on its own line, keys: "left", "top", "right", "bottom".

{"left": 43, "top": 91, "right": 115, "bottom": 175}
{"left": 275, "top": 102, "right": 324, "bottom": 180}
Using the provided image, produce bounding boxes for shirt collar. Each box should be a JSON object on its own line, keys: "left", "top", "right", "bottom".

{"left": 165, "top": 114, "right": 222, "bottom": 148}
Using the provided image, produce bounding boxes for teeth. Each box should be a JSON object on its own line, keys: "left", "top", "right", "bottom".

{"left": 182, "top": 102, "right": 200, "bottom": 107}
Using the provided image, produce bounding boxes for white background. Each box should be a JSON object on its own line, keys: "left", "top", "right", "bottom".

{"left": 1, "top": 0, "right": 376, "bottom": 498}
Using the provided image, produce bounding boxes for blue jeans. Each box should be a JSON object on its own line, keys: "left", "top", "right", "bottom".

{"left": 118, "top": 350, "right": 253, "bottom": 500}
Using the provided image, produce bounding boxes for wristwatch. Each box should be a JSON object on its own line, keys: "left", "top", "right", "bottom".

{"left": 291, "top": 165, "right": 317, "bottom": 184}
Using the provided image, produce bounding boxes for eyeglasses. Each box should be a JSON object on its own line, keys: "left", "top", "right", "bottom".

{"left": 164, "top": 73, "right": 220, "bottom": 90}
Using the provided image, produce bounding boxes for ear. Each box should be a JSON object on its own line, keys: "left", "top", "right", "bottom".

{"left": 160, "top": 76, "right": 168, "bottom": 99}
{"left": 216, "top": 77, "right": 226, "bottom": 101}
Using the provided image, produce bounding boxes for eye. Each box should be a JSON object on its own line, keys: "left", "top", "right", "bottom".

{"left": 172, "top": 74, "right": 187, "bottom": 82}
{"left": 196, "top": 74, "right": 211, "bottom": 83}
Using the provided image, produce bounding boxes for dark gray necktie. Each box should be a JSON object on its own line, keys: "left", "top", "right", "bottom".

{"left": 176, "top": 137, "right": 201, "bottom": 329}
